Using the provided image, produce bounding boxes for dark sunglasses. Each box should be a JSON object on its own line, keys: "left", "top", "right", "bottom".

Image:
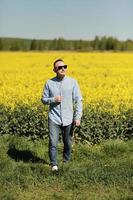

{"left": 57, "top": 65, "right": 67, "bottom": 70}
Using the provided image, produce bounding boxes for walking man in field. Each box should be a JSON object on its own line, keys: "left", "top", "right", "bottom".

{"left": 41, "top": 59, "right": 82, "bottom": 171}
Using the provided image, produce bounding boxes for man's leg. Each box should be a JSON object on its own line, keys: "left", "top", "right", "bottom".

{"left": 62, "top": 122, "right": 74, "bottom": 162}
{"left": 48, "top": 118, "right": 60, "bottom": 166}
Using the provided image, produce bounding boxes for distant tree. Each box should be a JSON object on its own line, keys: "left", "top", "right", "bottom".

{"left": 10, "top": 41, "right": 20, "bottom": 51}
{"left": 99, "top": 36, "right": 107, "bottom": 50}
{"left": 93, "top": 36, "right": 100, "bottom": 50}
{"left": 125, "top": 40, "right": 133, "bottom": 51}
{"left": 73, "top": 40, "right": 79, "bottom": 50}
{"left": 0, "top": 39, "right": 3, "bottom": 50}
{"left": 106, "top": 37, "right": 117, "bottom": 50}
{"left": 115, "top": 40, "right": 121, "bottom": 51}
{"left": 30, "top": 39, "right": 37, "bottom": 50}
{"left": 56, "top": 38, "right": 65, "bottom": 50}
{"left": 77, "top": 39, "right": 83, "bottom": 50}
{"left": 38, "top": 41, "right": 44, "bottom": 51}
{"left": 0, "top": 37, "right": 133, "bottom": 52}
{"left": 49, "top": 39, "right": 57, "bottom": 50}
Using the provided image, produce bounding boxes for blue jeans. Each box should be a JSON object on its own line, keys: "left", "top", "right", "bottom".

{"left": 48, "top": 118, "right": 74, "bottom": 166}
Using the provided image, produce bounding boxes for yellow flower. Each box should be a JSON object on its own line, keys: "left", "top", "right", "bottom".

{"left": 0, "top": 52, "right": 133, "bottom": 113}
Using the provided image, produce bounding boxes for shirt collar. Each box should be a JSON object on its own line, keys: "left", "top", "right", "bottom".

{"left": 56, "top": 75, "right": 67, "bottom": 82}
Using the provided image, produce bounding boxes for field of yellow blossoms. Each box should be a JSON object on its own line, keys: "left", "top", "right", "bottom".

{"left": 0, "top": 51, "right": 133, "bottom": 142}
{"left": 0, "top": 52, "right": 133, "bottom": 112}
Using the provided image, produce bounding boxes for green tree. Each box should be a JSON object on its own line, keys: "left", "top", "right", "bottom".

{"left": 56, "top": 38, "right": 65, "bottom": 50}
{"left": 93, "top": 36, "right": 100, "bottom": 50}
{"left": 0, "top": 39, "right": 3, "bottom": 50}
{"left": 10, "top": 41, "right": 20, "bottom": 51}
{"left": 99, "top": 36, "right": 107, "bottom": 50}
{"left": 30, "top": 39, "right": 38, "bottom": 50}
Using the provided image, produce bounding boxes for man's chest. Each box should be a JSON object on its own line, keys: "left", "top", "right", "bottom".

{"left": 49, "top": 82, "right": 73, "bottom": 97}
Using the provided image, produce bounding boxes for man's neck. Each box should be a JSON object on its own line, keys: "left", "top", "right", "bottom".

{"left": 57, "top": 75, "right": 65, "bottom": 80}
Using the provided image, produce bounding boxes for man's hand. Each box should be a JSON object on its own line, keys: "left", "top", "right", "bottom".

{"left": 74, "top": 120, "right": 81, "bottom": 126}
{"left": 54, "top": 96, "right": 63, "bottom": 103}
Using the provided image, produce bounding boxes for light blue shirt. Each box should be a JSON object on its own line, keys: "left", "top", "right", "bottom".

{"left": 41, "top": 75, "right": 82, "bottom": 126}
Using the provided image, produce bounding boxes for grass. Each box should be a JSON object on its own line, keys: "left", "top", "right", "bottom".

{"left": 0, "top": 135, "right": 133, "bottom": 200}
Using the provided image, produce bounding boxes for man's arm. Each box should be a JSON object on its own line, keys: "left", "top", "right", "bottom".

{"left": 41, "top": 82, "right": 63, "bottom": 105}
{"left": 41, "top": 82, "right": 56, "bottom": 105}
{"left": 72, "top": 80, "right": 83, "bottom": 125}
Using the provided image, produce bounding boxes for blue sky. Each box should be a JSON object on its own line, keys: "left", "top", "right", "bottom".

{"left": 0, "top": 0, "right": 133, "bottom": 40}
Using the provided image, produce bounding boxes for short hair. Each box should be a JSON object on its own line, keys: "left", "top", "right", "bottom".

{"left": 53, "top": 59, "right": 64, "bottom": 68}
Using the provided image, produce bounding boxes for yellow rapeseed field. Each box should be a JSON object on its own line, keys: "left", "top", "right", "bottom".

{"left": 0, "top": 52, "right": 133, "bottom": 113}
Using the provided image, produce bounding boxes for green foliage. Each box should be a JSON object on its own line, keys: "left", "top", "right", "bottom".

{"left": 0, "top": 39, "right": 3, "bottom": 50}
{"left": 30, "top": 39, "right": 38, "bottom": 50}
{"left": 76, "top": 105, "right": 133, "bottom": 144}
{"left": 0, "top": 103, "right": 133, "bottom": 143}
{"left": 0, "top": 103, "right": 48, "bottom": 140}
{"left": 0, "top": 37, "right": 133, "bottom": 51}
{"left": 0, "top": 136, "right": 133, "bottom": 200}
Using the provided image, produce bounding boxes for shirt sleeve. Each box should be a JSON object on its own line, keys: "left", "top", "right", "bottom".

{"left": 72, "top": 80, "right": 83, "bottom": 120}
{"left": 41, "top": 81, "right": 56, "bottom": 105}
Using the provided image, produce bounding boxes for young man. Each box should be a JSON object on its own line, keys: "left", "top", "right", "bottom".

{"left": 41, "top": 59, "right": 82, "bottom": 171}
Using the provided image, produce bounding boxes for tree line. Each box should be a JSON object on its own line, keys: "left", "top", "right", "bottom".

{"left": 0, "top": 36, "right": 133, "bottom": 51}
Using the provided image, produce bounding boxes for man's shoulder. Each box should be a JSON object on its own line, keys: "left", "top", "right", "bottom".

{"left": 46, "top": 76, "right": 77, "bottom": 84}
{"left": 46, "top": 77, "right": 57, "bottom": 84}
{"left": 65, "top": 76, "right": 76, "bottom": 82}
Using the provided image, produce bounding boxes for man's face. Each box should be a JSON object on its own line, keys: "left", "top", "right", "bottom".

{"left": 54, "top": 61, "right": 67, "bottom": 77}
